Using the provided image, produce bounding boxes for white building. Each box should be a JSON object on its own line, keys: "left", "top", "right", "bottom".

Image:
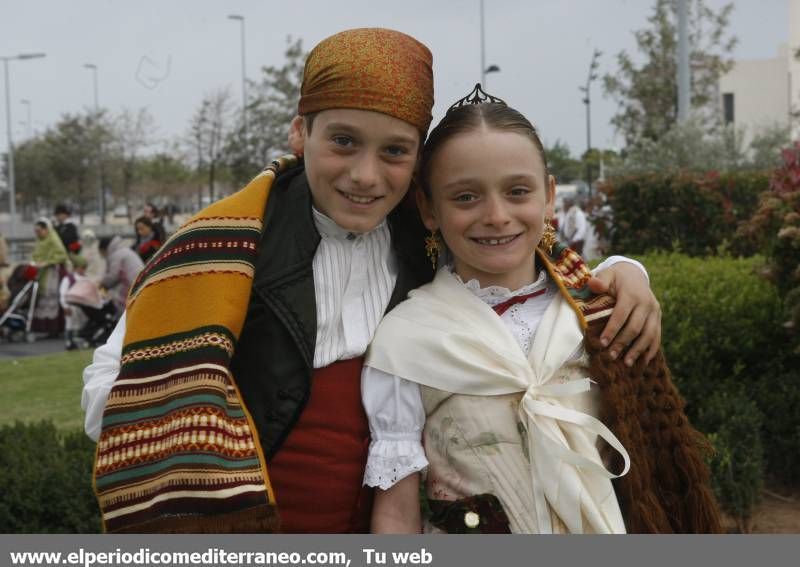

{"left": 718, "top": 0, "right": 800, "bottom": 143}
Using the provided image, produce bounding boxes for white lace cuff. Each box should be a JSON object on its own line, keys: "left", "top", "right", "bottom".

{"left": 363, "top": 438, "right": 429, "bottom": 490}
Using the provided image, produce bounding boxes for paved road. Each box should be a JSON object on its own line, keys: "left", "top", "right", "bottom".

{"left": 0, "top": 337, "right": 79, "bottom": 358}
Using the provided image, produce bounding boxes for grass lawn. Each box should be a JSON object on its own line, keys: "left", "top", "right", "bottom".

{"left": 0, "top": 350, "right": 94, "bottom": 431}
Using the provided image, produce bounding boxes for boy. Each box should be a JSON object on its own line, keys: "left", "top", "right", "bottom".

{"left": 83, "top": 28, "right": 659, "bottom": 533}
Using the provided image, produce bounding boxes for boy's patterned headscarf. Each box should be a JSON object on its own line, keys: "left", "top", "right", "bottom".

{"left": 298, "top": 28, "right": 434, "bottom": 135}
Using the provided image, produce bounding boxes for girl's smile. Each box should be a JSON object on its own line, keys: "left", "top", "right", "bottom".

{"left": 420, "top": 127, "right": 555, "bottom": 290}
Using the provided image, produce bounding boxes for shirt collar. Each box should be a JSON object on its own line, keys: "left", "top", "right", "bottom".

{"left": 311, "top": 206, "right": 388, "bottom": 241}
{"left": 448, "top": 263, "right": 551, "bottom": 307}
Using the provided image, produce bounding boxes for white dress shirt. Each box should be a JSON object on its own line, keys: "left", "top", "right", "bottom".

{"left": 311, "top": 208, "right": 396, "bottom": 367}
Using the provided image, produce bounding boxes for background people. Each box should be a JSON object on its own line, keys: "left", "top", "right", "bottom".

{"left": 53, "top": 204, "right": 82, "bottom": 256}
{"left": 142, "top": 202, "right": 167, "bottom": 244}
{"left": 59, "top": 255, "right": 90, "bottom": 350}
{"left": 98, "top": 236, "right": 144, "bottom": 315}
{"left": 31, "top": 218, "right": 69, "bottom": 335}
{"left": 561, "top": 195, "right": 588, "bottom": 255}
{"left": 132, "top": 216, "right": 162, "bottom": 263}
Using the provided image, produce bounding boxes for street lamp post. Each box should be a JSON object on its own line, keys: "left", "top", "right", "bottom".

{"left": 228, "top": 14, "right": 248, "bottom": 140}
{"left": 1, "top": 52, "right": 45, "bottom": 238}
{"left": 83, "top": 63, "right": 99, "bottom": 111}
{"left": 579, "top": 49, "right": 602, "bottom": 196}
{"left": 20, "top": 99, "right": 31, "bottom": 139}
{"left": 84, "top": 63, "right": 105, "bottom": 223}
{"left": 479, "top": 0, "right": 501, "bottom": 88}
{"left": 677, "top": 0, "right": 691, "bottom": 123}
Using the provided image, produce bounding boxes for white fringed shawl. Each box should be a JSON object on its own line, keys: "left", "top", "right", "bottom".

{"left": 366, "top": 268, "right": 630, "bottom": 533}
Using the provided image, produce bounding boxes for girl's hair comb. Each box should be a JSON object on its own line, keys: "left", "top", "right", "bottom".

{"left": 448, "top": 83, "right": 507, "bottom": 113}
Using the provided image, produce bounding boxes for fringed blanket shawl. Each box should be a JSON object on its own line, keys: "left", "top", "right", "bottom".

{"left": 93, "top": 156, "right": 300, "bottom": 533}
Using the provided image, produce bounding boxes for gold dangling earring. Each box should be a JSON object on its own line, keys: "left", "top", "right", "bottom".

{"left": 424, "top": 230, "right": 441, "bottom": 271}
{"left": 539, "top": 218, "right": 557, "bottom": 255}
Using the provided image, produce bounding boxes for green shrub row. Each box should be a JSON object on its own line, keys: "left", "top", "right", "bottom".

{"left": 0, "top": 421, "right": 101, "bottom": 533}
{"left": 597, "top": 171, "right": 769, "bottom": 256}
{"left": 644, "top": 251, "right": 799, "bottom": 521}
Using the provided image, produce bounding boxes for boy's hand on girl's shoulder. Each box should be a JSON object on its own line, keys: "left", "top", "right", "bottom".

{"left": 587, "top": 263, "right": 661, "bottom": 367}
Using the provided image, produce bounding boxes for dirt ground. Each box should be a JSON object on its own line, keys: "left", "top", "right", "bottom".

{"left": 722, "top": 486, "right": 800, "bottom": 534}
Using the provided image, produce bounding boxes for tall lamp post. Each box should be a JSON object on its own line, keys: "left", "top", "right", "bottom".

{"left": 676, "top": 0, "right": 690, "bottom": 123}
{"left": 228, "top": 14, "right": 248, "bottom": 140}
{"left": 84, "top": 63, "right": 105, "bottom": 223}
{"left": 579, "top": 49, "right": 601, "bottom": 196}
{"left": 20, "top": 99, "right": 31, "bottom": 139}
{"left": 479, "top": 0, "right": 501, "bottom": 87}
{"left": 2, "top": 52, "right": 45, "bottom": 238}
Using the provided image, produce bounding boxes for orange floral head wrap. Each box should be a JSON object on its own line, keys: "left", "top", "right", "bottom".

{"left": 298, "top": 28, "right": 434, "bottom": 135}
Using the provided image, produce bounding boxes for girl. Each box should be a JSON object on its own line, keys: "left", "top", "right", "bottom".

{"left": 132, "top": 216, "right": 162, "bottom": 263}
{"left": 362, "top": 87, "right": 721, "bottom": 534}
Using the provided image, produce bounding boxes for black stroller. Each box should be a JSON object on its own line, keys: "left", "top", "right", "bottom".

{"left": 76, "top": 301, "right": 118, "bottom": 347}
{"left": 0, "top": 264, "right": 40, "bottom": 343}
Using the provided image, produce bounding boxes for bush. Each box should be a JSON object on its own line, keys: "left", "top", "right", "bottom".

{"left": 639, "top": 252, "right": 798, "bottom": 519}
{"left": 645, "top": 252, "right": 786, "bottom": 403}
{"left": 699, "top": 386, "right": 764, "bottom": 526}
{"left": 750, "top": 371, "right": 800, "bottom": 484}
{"left": 0, "top": 422, "right": 100, "bottom": 533}
{"left": 597, "top": 171, "right": 768, "bottom": 256}
{"left": 695, "top": 384, "right": 764, "bottom": 531}
{"left": 734, "top": 141, "right": 800, "bottom": 353}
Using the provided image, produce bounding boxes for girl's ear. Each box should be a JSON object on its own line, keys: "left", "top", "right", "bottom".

{"left": 288, "top": 115, "right": 306, "bottom": 155}
{"left": 545, "top": 174, "right": 557, "bottom": 218}
{"left": 415, "top": 189, "right": 438, "bottom": 232}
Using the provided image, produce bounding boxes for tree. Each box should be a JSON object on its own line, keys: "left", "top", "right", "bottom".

{"left": 613, "top": 120, "right": 791, "bottom": 175}
{"left": 137, "top": 151, "right": 193, "bottom": 219}
{"left": 545, "top": 141, "right": 582, "bottom": 184}
{"left": 187, "top": 89, "right": 234, "bottom": 205}
{"left": 603, "top": 0, "right": 737, "bottom": 147}
{"left": 226, "top": 36, "right": 306, "bottom": 185}
{"left": 11, "top": 136, "right": 59, "bottom": 217}
{"left": 749, "top": 125, "right": 792, "bottom": 170}
{"left": 111, "top": 108, "right": 156, "bottom": 222}
{"left": 25, "top": 113, "right": 112, "bottom": 222}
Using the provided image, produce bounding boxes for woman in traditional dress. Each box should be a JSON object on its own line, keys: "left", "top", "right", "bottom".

{"left": 31, "top": 218, "right": 69, "bottom": 335}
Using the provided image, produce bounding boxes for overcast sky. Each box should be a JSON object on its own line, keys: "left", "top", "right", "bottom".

{"left": 0, "top": 0, "right": 790, "bottom": 160}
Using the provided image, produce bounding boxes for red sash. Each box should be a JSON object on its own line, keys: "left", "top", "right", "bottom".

{"left": 267, "top": 357, "right": 373, "bottom": 533}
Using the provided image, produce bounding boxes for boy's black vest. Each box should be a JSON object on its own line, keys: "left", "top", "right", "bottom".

{"left": 230, "top": 165, "right": 431, "bottom": 460}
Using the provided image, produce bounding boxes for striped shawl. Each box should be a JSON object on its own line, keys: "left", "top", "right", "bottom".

{"left": 93, "top": 155, "right": 301, "bottom": 533}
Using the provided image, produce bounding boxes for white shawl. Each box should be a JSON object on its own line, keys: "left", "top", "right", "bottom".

{"left": 366, "top": 269, "right": 631, "bottom": 533}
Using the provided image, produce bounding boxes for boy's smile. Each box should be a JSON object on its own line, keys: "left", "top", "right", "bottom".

{"left": 289, "top": 108, "right": 420, "bottom": 234}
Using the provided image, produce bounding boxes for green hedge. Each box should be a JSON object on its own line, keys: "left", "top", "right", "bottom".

{"left": 0, "top": 422, "right": 100, "bottom": 533}
{"left": 598, "top": 171, "right": 768, "bottom": 256}
{"left": 643, "top": 251, "right": 799, "bottom": 520}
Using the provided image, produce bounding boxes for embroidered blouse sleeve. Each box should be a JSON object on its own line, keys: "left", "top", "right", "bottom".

{"left": 361, "top": 365, "right": 428, "bottom": 490}
{"left": 81, "top": 311, "right": 126, "bottom": 441}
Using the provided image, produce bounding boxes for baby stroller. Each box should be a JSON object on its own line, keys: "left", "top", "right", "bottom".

{"left": 64, "top": 278, "right": 119, "bottom": 347}
{"left": 0, "top": 264, "right": 40, "bottom": 343}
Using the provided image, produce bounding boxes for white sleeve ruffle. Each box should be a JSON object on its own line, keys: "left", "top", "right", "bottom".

{"left": 593, "top": 255, "right": 649, "bottom": 282}
{"left": 361, "top": 365, "right": 428, "bottom": 490}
